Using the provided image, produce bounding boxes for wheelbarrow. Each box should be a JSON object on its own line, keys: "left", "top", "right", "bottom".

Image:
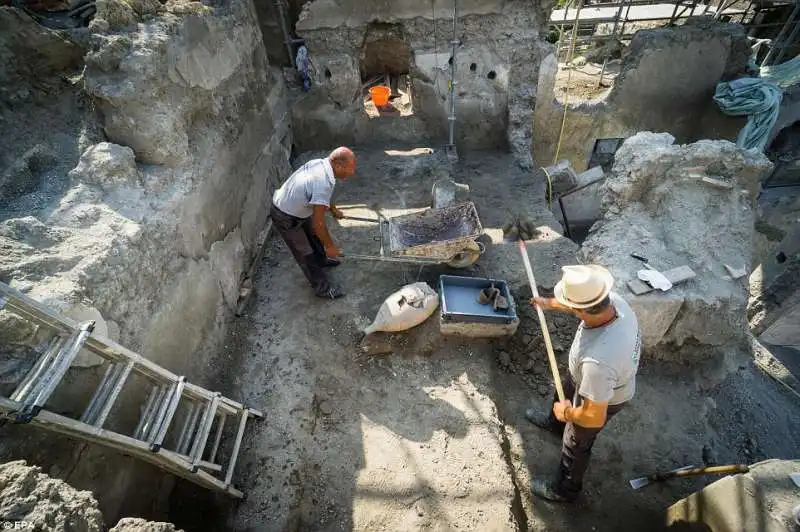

{"left": 341, "top": 201, "right": 485, "bottom": 269}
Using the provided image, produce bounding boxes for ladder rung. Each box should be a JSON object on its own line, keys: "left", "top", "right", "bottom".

{"left": 224, "top": 409, "right": 250, "bottom": 486}
{"left": 209, "top": 414, "right": 226, "bottom": 464}
{"left": 176, "top": 402, "right": 198, "bottom": 454}
{"left": 198, "top": 460, "right": 222, "bottom": 473}
{"left": 11, "top": 336, "right": 64, "bottom": 402}
{"left": 145, "top": 382, "right": 175, "bottom": 444}
{"left": 189, "top": 393, "right": 220, "bottom": 471}
{"left": 81, "top": 362, "right": 122, "bottom": 424}
{"left": 178, "top": 402, "right": 203, "bottom": 455}
{"left": 15, "top": 322, "right": 95, "bottom": 423}
{"left": 150, "top": 377, "right": 186, "bottom": 451}
{"left": 134, "top": 385, "right": 163, "bottom": 440}
{"left": 93, "top": 360, "right": 134, "bottom": 428}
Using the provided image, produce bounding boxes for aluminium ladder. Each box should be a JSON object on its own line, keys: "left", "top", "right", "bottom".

{"left": 0, "top": 281, "right": 262, "bottom": 498}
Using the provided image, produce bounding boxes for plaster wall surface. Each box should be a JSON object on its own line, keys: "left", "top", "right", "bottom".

{"left": 532, "top": 18, "right": 750, "bottom": 171}
{"left": 0, "top": 0, "right": 291, "bottom": 521}
{"left": 289, "top": 0, "right": 554, "bottom": 168}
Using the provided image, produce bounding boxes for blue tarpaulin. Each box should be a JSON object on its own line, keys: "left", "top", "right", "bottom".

{"left": 713, "top": 55, "right": 800, "bottom": 152}
{"left": 713, "top": 77, "right": 782, "bottom": 152}
{"left": 760, "top": 55, "right": 800, "bottom": 89}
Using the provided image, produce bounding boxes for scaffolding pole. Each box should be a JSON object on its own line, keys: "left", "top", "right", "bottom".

{"left": 774, "top": 9, "right": 800, "bottom": 64}
{"left": 599, "top": 0, "right": 628, "bottom": 86}
{"left": 446, "top": 0, "right": 459, "bottom": 160}
{"left": 275, "top": 0, "right": 295, "bottom": 68}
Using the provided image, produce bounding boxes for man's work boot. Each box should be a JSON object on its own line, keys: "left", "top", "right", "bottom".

{"left": 315, "top": 284, "right": 345, "bottom": 299}
{"left": 530, "top": 476, "right": 575, "bottom": 503}
{"left": 525, "top": 406, "right": 564, "bottom": 437}
{"left": 320, "top": 257, "right": 341, "bottom": 268}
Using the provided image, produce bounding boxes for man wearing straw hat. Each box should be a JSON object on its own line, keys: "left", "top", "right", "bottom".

{"left": 526, "top": 264, "right": 642, "bottom": 502}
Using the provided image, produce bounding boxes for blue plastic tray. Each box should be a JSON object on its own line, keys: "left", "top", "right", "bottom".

{"left": 439, "top": 275, "right": 517, "bottom": 325}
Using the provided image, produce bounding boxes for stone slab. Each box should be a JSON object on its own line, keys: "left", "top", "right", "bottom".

{"left": 627, "top": 265, "right": 697, "bottom": 296}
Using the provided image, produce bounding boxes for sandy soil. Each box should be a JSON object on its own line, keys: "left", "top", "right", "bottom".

{"left": 554, "top": 61, "right": 619, "bottom": 104}
{"left": 363, "top": 79, "right": 415, "bottom": 118}
{"left": 167, "top": 148, "right": 800, "bottom": 532}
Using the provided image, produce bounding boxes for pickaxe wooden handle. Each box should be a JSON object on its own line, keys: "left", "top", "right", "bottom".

{"left": 518, "top": 240, "right": 566, "bottom": 403}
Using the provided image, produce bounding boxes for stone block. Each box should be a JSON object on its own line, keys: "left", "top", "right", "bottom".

{"left": 582, "top": 133, "right": 772, "bottom": 359}
{"left": 69, "top": 143, "right": 139, "bottom": 188}
{"left": 627, "top": 295, "right": 683, "bottom": 348}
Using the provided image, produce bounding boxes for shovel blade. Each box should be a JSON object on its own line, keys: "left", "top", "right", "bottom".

{"left": 629, "top": 465, "right": 696, "bottom": 490}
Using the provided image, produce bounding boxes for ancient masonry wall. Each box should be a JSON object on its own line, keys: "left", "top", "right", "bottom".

{"left": 532, "top": 18, "right": 751, "bottom": 171}
{"left": 287, "top": 0, "right": 555, "bottom": 169}
{"left": 581, "top": 132, "right": 773, "bottom": 362}
{"left": 0, "top": 0, "right": 291, "bottom": 521}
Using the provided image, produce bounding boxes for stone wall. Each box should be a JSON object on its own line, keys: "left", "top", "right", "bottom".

{"left": 0, "top": 0, "right": 291, "bottom": 521}
{"left": 532, "top": 18, "right": 750, "bottom": 171}
{"left": 288, "top": 0, "right": 554, "bottom": 168}
{"left": 581, "top": 133, "right": 772, "bottom": 362}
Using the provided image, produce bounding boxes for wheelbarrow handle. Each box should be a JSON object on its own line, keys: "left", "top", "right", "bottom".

{"left": 340, "top": 215, "right": 382, "bottom": 223}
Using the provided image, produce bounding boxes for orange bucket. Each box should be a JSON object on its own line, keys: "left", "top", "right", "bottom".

{"left": 369, "top": 85, "right": 391, "bottom": 106}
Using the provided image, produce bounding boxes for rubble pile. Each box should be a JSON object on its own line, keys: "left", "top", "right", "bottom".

{"left": 581, "top": 132, "right": 772, "bottom": 361}
{"left": 0, "top": 460, "right": 181, "bottom": 531}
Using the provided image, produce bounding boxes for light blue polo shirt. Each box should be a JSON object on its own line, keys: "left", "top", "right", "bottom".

{"left": 272, "top": 158, "right": 335, "bottom": 219}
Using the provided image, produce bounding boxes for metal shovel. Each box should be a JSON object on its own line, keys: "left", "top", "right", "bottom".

{"left": 629, "top": 464, "right": 750, "bottom": 490}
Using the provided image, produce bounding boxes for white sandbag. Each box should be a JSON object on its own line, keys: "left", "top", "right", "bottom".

{"left": 363, "top": 282, "right": 439, "bottom": 335}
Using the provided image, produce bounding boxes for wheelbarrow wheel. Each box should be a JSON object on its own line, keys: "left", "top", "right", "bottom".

{"left": 447, "top": 241, "right": 482, "bottom": 268}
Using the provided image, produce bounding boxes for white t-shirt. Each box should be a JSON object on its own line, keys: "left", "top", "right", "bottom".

{"left": 272, "top": 158, "right": 335, "bottom": 219}
{"left": 567, "top": 292, "right": 642, "bottom": 405}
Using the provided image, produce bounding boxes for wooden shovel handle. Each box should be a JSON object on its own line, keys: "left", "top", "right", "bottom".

{"left": 668, "top": 464, "right": 750, "bottom": 480}
{"left": 518, "top": 240, "right": 566, "bottom": 402}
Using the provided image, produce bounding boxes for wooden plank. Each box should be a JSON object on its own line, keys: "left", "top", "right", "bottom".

{"left": 627, "top": 265, "right": 696, "bottom": 295}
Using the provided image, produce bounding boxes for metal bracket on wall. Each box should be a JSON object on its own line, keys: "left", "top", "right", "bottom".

{"left": 587, "top": 137, "right": 625, "bottom": 172}
{"left": 557, "top": 175, "right": 607, "bottom": 240}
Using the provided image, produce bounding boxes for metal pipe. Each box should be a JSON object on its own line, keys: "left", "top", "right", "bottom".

{"left": 275, "top": 0, "right": 295, "bottom": 68}
{"left": 599, "top": 0, "right": 627, "bottom": 87}
{"left": 447, "top": 0, "right": 458, "bottom": 147}
{"left": 619, "top": 0, "right": 632, "bottom": 41}
{"left": 558, "top": 196, "right": 572, "bottom": 240}
{"left": 762, "top": 1, "right": 800, "bottom": 66}
{"left": 775, "top": 16, "right": 800, "bottom": 64}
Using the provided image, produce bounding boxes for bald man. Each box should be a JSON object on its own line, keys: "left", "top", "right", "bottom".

{"left": 270, "top": 147, "right": 356, "bottom": 299}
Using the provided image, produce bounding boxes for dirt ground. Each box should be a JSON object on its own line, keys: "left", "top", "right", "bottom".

{"left": 554, "top": 61, "right": 620, "bottom": 104}
{"left": 168, "top": 148, "right": 800, "bottom": 532}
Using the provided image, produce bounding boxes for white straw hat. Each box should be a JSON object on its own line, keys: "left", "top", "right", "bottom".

{"left": 553, "top": 265, "right": 614, "bottom": 309}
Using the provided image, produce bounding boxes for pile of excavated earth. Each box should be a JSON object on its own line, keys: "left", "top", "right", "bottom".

{"left": 0, "top": 460, "right": 179, "bottom": 531}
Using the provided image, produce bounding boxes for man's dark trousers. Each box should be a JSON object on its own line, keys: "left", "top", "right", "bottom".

{"left": 542, "top": 374, "right": 627, "bottom": 499}
{"left": 270, "top": 204, "right": 331, "bottom": 294}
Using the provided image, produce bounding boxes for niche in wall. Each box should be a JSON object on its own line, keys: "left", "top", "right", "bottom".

{"left": 359, "top": 23, "right": 415, "bottom": 118}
